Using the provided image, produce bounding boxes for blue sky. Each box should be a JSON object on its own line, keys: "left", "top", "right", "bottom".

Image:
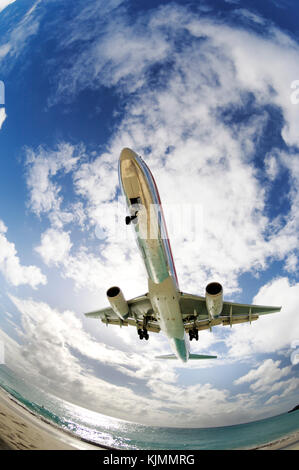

{"left": 0, "top": 0, "right": 298, "bottom": 427}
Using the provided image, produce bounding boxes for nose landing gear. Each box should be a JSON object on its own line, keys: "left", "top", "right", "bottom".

{"left": 125, "top": 213, "right": 138, "bottom": 225}
{"left": 189, "top": 328, "right": 199, "bottom": 341}
{"left": 126, "top": 197, "right": 141, "bottom": 225}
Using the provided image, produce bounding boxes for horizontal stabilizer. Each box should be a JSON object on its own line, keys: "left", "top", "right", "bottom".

{"left": 189, "top": 354, "right": 217, "bottom": 360}
{"left": 156, "top": 354, "right": 178, "bottom": 360}
{"left": 156, "top": 354, "right": 217, "bottom": 360}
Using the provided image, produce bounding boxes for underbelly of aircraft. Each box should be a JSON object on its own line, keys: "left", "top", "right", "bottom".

{"left": 148, "top": 276, "right": 184, "bottom": 340}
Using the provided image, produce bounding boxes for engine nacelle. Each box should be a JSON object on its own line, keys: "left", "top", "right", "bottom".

{"left": 106, "top": 286, "right": 129, "bottom": 320}
{"left": 205, "top": 282, "right": 223, "bottom": 318}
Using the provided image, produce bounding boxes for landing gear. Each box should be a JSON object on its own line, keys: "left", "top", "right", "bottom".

{"left": 125, "top": 213, "right": 138, "bottom": 225}
{"left": 126, "top": 197, "right": 141, "bottom": 225}
{"left": 138, "top": 313, "right": 149, "bottom": 340}
{"left": 138, "top": 328, "right": 149, "bottom": 340}
{"left": 189, "top": 328, "right": 199, "bottom": 341}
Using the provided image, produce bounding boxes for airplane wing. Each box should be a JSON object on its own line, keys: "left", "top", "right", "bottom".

{"left": 85, "top": 291, "right": 281, "bottom": 334}
{"left": 84, "top": 294, "right": 161, "bottom": 333}
{"left": 180, "top": 292, "right": 281, "bottom": 332}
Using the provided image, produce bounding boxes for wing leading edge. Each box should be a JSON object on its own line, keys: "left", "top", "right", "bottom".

{"left": 180, "top": 292, "right": 281, "bottom": 332}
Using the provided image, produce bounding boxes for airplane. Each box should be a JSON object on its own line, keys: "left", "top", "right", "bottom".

{"left": 84, "top": 148, "right": 281, "bottom": 362}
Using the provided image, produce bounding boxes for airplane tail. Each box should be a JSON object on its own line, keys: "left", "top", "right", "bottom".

{"left": 156, "top": 354, "right": 217, "bottom": 360}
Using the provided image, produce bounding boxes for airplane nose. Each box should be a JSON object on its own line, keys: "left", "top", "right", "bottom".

{"left": 119, "top": 148, "right": 140, "bottom": 185}
{"left": 119, "top": 147, "right": 137, "bottom": 162}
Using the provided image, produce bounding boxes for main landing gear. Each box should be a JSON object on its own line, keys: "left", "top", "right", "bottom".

{"left": 138, "top": 328, "right": 149, "bottom": 340}
{"left": 189, "top": 328, "right": 199, "bottom": 341}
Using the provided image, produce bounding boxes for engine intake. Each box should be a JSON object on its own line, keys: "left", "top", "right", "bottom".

{"left": 205, "top": 282, "right": 223, "bottom": 318}
{"left": 107, "top": 286, "right": 129, "bottom": 320}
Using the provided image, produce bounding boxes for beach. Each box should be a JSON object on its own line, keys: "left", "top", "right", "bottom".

{"left": 0, "top": 386, "right": 298, "bottom": 450}
{"left": 0, "top": 386, "right": 104, "bottom": 450}
{"left": 253, "top": 431, "right": 299, "bottom": 450}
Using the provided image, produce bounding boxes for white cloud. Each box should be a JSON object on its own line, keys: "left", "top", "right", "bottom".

{"left": 0, "top": 0, "right": 16, "bottom": 14}
{"left": 0, "top": 43, "right": 10, "bottom": 58}
{"left": 0, "top": 1, "right": 41, "bottom": 65}
{"left": 234, "top": 359, "right": 292, "bottom": 392}
{"left": 284, "top": 253, "right": 297, "bottom": 273}
{"left": 35, "top": 228, "right": 72, "bottom": 266}
{"left": 25, "top": 142, "right": 85, "bottom": 228}
{"left": 62, "top": 238, "right": 147, "bottom": 299}
{"left": 0, "top": 219, "right": 7, "bottom": 233}
{"left": 49, "top": 1, "right": 170, "bottom": 104}
{"left": 0, "top": 107, "right": 6, "bottom": 129}
{"left": 265, "top": 377, "right": 299, "bottom": 405}
{"left": 186, "top": 18, "right": 299, "bottom": 147}
{"left": 233, "top": 9, "right": 265, "bottom": 25}
{"left": 226, "top": 277, "right": 299, "bottom": 357}
{"left": 52, "top": 3, "right": 299, "bottom": 144}
{"left": 73, "top": 154, "right": 118, "bottom": 208}
{"left": 0, "top": 219, "right": 46, "bottom": 288}
{"left": 234, "top": 358, "right": 299, "bottom": 409}
{"left": 264, "top": 152, "right": 280, "bottom": 181}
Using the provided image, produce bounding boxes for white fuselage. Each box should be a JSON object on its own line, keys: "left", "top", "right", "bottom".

{"left": 119, "top": 148, "right": 189, "bottom": 362}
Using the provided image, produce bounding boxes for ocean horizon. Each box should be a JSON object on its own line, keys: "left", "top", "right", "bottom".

{"left": 0, "top": 365, "right": 298, "bottom": 450}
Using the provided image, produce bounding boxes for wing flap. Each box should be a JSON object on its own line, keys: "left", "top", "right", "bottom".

{"left": 183, "top": 315, "right": 259, "bottom": 332}
{"left": 99, "top": 317, "right": 160, "bottom": 333}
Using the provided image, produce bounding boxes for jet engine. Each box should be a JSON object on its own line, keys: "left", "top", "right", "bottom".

{"left": 205, "top": 282, "right": 223, "bottom": 318}
{"left": 106, "top": 286, "right": 129, "bottom": 320}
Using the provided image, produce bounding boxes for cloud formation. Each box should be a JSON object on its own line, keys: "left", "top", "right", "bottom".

{"left": 226, "top": 277, "right": 299, "bottom": 357}
{"left": 0, "top": 0, "right": 15, "bottom": 14}
{"left": 0, "top": 219, "right": 46, "bottom": 288}
{"left": 38, "top": 2, "right": 299, "bottom": 297}
{"left": 25, "top": 142, "right": 85, "bottom": 228}
{"left": 0, "top": 0, "right": 41, "bottom": 67}
{"left": 0, "top": 108, "right": 6, "bottom": 129}
{"left": 35, "top": 228, "right": 72, "bottom": 266}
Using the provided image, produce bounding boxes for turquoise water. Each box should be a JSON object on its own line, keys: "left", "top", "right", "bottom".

{"left": 0, "top": 365, "right": 298, "bottom": 450}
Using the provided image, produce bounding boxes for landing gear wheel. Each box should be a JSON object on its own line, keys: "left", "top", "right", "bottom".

{"left": 189, "top": 329, "right": 198, "bottom": 341}
{"left": 138, "top": 328, "right": 149, "bottom": 340}
{"left": 138, "top": 328, "right": 144, "bottom": 340}
{"left": 125, "top": 212, "right": 138, "bottom": 226}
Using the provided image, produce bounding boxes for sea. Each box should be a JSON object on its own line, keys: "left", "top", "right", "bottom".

{"left": 0, "top": 365, "right": 298, "bottom": 450}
